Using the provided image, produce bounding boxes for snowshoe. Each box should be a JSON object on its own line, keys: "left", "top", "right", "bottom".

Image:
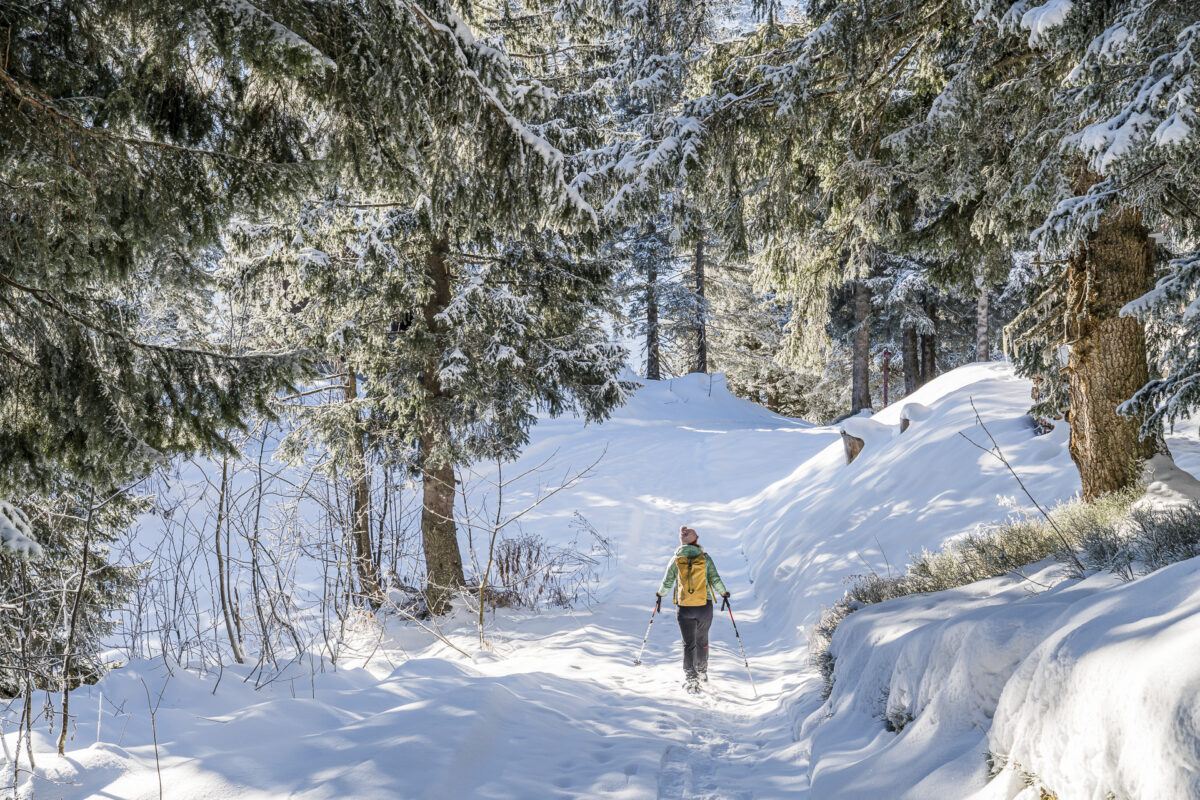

{"left": 684, "top": 678, "right": 702, "bottom": 694}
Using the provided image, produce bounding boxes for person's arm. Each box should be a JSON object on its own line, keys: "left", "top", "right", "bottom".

{"left": 706, "top": 555, "right": 728, "bottom": 597}
{"left": 657, "top": 559, "right": 678, "bottom": 598}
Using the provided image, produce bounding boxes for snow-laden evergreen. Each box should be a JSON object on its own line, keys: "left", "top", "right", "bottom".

{"left": 4, "top": 0, "right": 1200, "bottom": 795}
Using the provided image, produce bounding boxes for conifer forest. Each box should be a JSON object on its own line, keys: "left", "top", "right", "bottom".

{"left": 2, "top": 1, "right": 1200, "bottom": 798}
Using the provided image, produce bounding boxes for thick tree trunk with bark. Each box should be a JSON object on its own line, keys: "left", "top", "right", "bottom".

{"left": 1065, "top": 206, "right": 1158, "bottom": 500}
{"left": 345, "top": 368, "right": 384, "bottom": 607}
{"left": 902, "top": 327, "right": 919, "bottom": 394}
{"left": 421, "top": 236, "right": 466, "bottom": 613}
{"left": 851, "top": 280, "right": 872, "bottom": 413}
{"left": 695, "top": 238, "right": 707, "bottom": 374}
{"left": 976, "top": 283, "right": 990, "bottom": 362}
{"left": 645, "top": 256, "right": 660, "bottom": 381}
{"left": 420, "top": 437, "right": 461, "bottom": 614}
{"left": 919, "top": 298, "right": 937, "bottom": 385}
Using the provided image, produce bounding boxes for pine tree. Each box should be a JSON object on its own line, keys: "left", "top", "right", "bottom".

{"left": 962, "top": 0, "right": 1197, "bottom": 496}
{"left": 613, "top": 218, "right": 704, "bottom": 380}
{"left": 688, "top": 0, "right": 1195, "bottom": 497}
{"left": 191, "top": 0, "right": 645, "bottom": 612}
{"left": 0, "top": 2, "right": 322, "bottom": 499}
{"left": 1030, "top": 2, "right": 1200, "bottom": 447}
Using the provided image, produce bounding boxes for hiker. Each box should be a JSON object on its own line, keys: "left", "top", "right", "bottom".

{"left": 656, "top": 525, "right": 729, "bottom": 689}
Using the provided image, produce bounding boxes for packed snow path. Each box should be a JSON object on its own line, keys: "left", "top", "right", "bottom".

{"left": 24, "top": 372, "right": 836, "bottom": 798}
{"left": 17, "top": 365, "right": 1200, "bottom": 798}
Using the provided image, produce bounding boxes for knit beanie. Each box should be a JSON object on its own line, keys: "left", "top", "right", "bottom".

{"left": 679, "top": 526, "right": 698, "bottom": 546}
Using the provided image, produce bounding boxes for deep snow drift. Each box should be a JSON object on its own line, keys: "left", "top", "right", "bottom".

{"left": 6, "top": 364, "right": 1200, "bottom": 798}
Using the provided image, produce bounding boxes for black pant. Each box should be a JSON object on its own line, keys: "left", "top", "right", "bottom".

{"left": 677, "top": 600, "right": 713, "bottom": 678}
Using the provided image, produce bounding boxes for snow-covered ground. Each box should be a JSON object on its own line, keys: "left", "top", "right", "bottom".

{"left": 9, "top": 363, "right": 1200, "bottom": 798}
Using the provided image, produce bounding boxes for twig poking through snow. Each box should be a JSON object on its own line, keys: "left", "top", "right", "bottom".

{"left": 958, "top": 398, "right": 1086, "bottom": 575}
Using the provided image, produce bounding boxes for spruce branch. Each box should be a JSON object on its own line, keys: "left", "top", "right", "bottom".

{"left": 0, "top": 269, "right": 300, "bottom": 363}
{"left": 0, "top": 67, "right": 302, "bottom": 168}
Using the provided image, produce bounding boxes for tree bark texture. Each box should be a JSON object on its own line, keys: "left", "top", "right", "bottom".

{"left": 345, "top": 368, "right": 384, "bottom": 607}
{"left": 58, "top": 497, "right": 93, "bottom": 755}
{"left": 919, "top": 298, "right": 937, "bottom": 386}
{"left": 902, "top": 327, "right": 919, "bottom": 394}
{"left": 976, "top": 284, "right": 990, "bottom": 362}
{"left": 851, "top": 281, "right": 871, "bottom": 413}
{"left": 645, "top": 256, "right": 660, "bottom": 381}
{"left": 841, "top": 431, "right": 865, "bottom": 465}
{"left": 1065, "top": 206, "right": 1158, "bottom": 500}
{"left": 695, "top": 238, "right": 707, "bottom": 374}
{"left": 215, "top": 456, "right": 246, "bottom": 661}
{"left": 421, "top": 236, "right": 466, "bottom": 613}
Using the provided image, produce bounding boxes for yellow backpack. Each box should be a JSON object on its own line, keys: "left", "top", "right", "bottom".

{"left": 675, "top": 554, "right": 709, "bottom": 606}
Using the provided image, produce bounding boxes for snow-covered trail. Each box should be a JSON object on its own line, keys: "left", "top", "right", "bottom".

{"left": 24, "top": 374, "right": 836, "bottom": 799}
{"left": 19, "top": 364, "right": 1175, "bottom": 799}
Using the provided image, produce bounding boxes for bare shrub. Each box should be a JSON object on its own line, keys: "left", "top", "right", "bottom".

{"left": 1129, "top": 503, "right": 1200, "bottom": 572}
{"left": 811, "top": 487, "right": 1142, "bottom": 697}
{"left": 485, "top": 513, "right": 615, "bottom": 611}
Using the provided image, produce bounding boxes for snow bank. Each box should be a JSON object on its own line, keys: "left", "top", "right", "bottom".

{"left": 737, "top": 362, "right": 1077, "bottom": 635}
{"left": 808, "top": 550, "right": 1200, "bottom": 799}
{"left": 977, "top": 557, "right": 1200, "bottom": 799}
{"left": 804, "top": 561, "right": 1082, "bottom": 797}
{"left": 784, "top": 366, "right": 1200, "bottom": 798}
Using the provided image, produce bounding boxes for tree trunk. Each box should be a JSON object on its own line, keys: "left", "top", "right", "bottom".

{"left": 58, "top": 494, "right": 94, "bottom": 755}
{"left": 421, "top": 236, "right": 466, "bottom": 614}
{"left": 420, "top": 439, "right": 461, "bottom": 615}
{"left": 214, "top": 456, "right": 245, "bottom": 661}
{"left": 851, "top": 280, "right": 871, "bottom": 413}
{"left": 345, "top": 367, "right": 384, "bottom": 607}
{"left": 1065, "top": 206, "right": 1158, "bottom": 500}
{"left": 695, "top": 238, "right": 707, "bottom": 374}
{"left": 841, "top": 431, "right": 865, "bottom": 464}
{"left": 919, "top": 298, "right": 937, "bottom": 385}
{"left": 645, "top": 255, "right": 660, "bottom": 381}
{"left": 975, "top": 282, "right": 990, "bottom": 362}
{"left": 902, "top": 327, "right": 919, "bottom": 394}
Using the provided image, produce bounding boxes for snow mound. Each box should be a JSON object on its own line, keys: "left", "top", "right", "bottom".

{"left": 612, "top": 371, "right": 813, "bottom": 428}
{"left": 839, "top": 410, "right": 895, "bottom": 449}
{"left": 1136, "top": 452, "right": 1200, "bottom": 510}
{"left": 899, "top": 401, "right": 931, "bottom": 423}
{"left": 977, "top": 557, "right": 1200, "bottom": 799}
{"left": 809, "top": 553, "right": 1200, "bottom": 799}
{"left": 737, "top": 361, "right": 1076, "bottom": 633}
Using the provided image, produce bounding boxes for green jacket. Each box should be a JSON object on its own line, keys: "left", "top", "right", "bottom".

{"left": 657, "top": 545, "right": 728, "bottom": 602}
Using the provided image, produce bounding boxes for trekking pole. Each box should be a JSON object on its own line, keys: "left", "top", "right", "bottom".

{"left": 714, "top": 588, "right": 757, "bottom": 697}
{"left": 633, "top": 595, "right": 662, "bottom": 666}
